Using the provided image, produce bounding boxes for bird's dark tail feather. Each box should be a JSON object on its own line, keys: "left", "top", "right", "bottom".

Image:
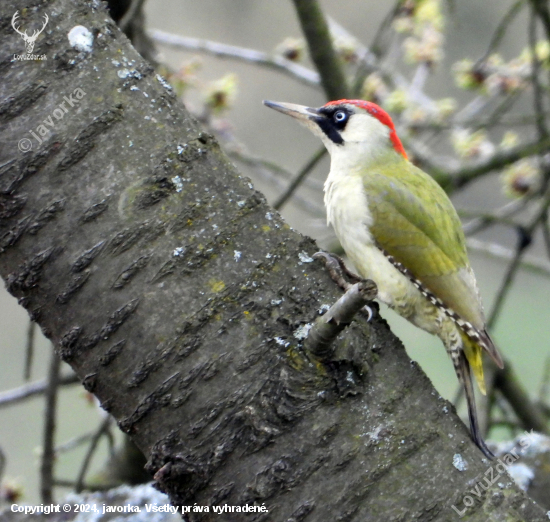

{"left": 455, "top": 351, "right": 494, "bottom": 459}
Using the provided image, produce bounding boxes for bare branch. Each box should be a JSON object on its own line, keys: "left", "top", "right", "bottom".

{"left": 119, "top": 0, "right": 148, "bottom": 32}
{"left": 274, "top": 148, "right": 326, "bottom": 210}
{"left": 0, "top": 373, "right": 78, "bottom": 408}
{"left": 75, "top": 416, "right": 113, "bottom": 493}
{"left": 432, "top": 136, "right": 550, "bottom": 190}
{"left": 467, "top": 237, "right": 550, "bottom": 273}
{"left": 487, "top": 197, "right": 550, "bottom": 329}
{"left": 304, "top": 280, "right": 377, "bottom": 359}
{"left": 529, "top": 5, "right": 549, "bottom": 140}
{"left": 462, "top": 197, "right": 531, "bottom": 236}
{"left": 541, "top": 210, "right": 550, "bottom": 258}
{"left": 478, "top": 0, "right": 526, "bottom": 62}
{"left": 228, "top": 150, "right": 325, "bottom": 215}
{"left": 292, "top": 0, "right": 350, "bottom": 99}
{"left": 529, "top": 0, "right": 550, "bottom": 43}
{"left": 495, "top": 363, "right": 549, "bottom": 433}
{"left": 538, "top": 354, "right": 550, "bottom": 404}
{"left": 40, "top": 350, "right": 61, "bottom": 504}
{"left": 24, "top": 320, "right": 35, "bottom": 381}
{"left": 53, "top": 479, "right": 118, "bottom": 491}
{"left": 149, "top": 29, "right": 320, "bottom": 88}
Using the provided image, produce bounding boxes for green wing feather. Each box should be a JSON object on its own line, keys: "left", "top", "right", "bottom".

{"left": 362, "top": 161, "right": 485, "bottom": 330}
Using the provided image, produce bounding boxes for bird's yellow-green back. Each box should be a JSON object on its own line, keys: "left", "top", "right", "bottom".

{"left": 358, "top": 158, "right": 486, "bottom": 331}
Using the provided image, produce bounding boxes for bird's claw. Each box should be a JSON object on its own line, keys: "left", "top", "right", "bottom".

{"left": 313, "top": 252, "right": 351, "bottom": 291}
{"left": 313, "top": 251, "right": 362, "bottom": 291}
{"left": 362, "top": 304, "right": 375, "bottom": 322}
{"left": 314, "top": 251, "right": 377, "bottom": 322}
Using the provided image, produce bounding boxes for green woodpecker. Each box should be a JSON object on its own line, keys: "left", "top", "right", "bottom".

{"left": 264, "top": 98, "right": 504, "bottom": 458}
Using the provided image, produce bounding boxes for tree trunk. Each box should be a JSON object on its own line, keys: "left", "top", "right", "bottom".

{"left": 0, "top": 1, "right": 546, "bottom": 520}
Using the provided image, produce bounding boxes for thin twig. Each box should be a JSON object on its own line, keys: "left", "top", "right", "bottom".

{"left": 537, "top": 353, "right": 550, "bottom": 404}
{"left": 53, "top": 479, "right": 119, "bottom": 491}
{"left": 488, "top": 196, "right": 550, "bottom": 328}
{"left": 369, "top": 2, "right": 401, "bottom": 58}
{"left": 328, "top": 16, "right": 432, "bottom": 107}
{"left": 408, "top": 111, "right": 550, "bottom": 131}
{"left": 274, "top": 148, "right": 326, "bottom": 210}
{"left": 228, "top": 149, "right": 324, "bottom": 191}
{"left": 119, "top": 0, "right": 147, "bottom": 32}
{"left": 149, "top": 30, "right": 320, "bottom": 88}
{"left": 75, "top": 416, "right": 113, "bottom": 493}
{"left": 495, "top": 363, "right": 549, "bottom": 433}
{"left": 471, "top": 91, "right": 522, "bottom": 132}
{"left": 432, "top": 136, "right": 550, "bottom": 190}
{"left": 69, "top": 418, "right": 115, "bottom": 459}
{"left": 530, "top": 0, "right": 550, "bottom": 44}
{"left": 410, "top": 63, "right": 430, "bottom": 98}
{"left": 24, "top": 320, "right": 35, "bottom": 381}
{"left": 459, "top": 211, "right": 519, "bottom": 232}
{"left": 462, "top": 197, "right": 530, "bottom": 236}
{"left": 0, "top": 373, "right": 79, "bottom": 408}
{"left": 0, "top": 446, "right": 5, "bottom": 485}
{"left": 453, "top": 95, "right": 491, "bottom": 126}
{"left": 466, "top": 237, "right": 550, "bottom": 278}
{"left": 529, "top": 5, "right": 549, "bottom": 140}
{"left": 56, "top": 432, "right": 96, "bottom": 454}
{"left": 478, "top": 0, "right": 526, "bottom": 63}
{"left": 228, "top": 150, "right": 325, "bottom": 215}
{"left": 487, "top": 253, "right": 518, "bottom": 326}
{"left": 40, "top": 350, "right": 61, "bottom": 504}
{"left": 541, "top": 210, "right": 550, "bottom": 258}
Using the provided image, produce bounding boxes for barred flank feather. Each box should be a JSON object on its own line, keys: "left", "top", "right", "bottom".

{"left": 384, "top": 250, "right": 504, "bottom": 376}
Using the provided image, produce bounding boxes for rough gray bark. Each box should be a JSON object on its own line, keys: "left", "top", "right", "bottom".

{"left": 0, "top": 0, "right": 546, "bottom": 520}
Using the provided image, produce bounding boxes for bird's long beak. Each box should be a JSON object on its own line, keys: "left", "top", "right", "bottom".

{"left": 263, "top": 100, "right": 321, "bottom": 123}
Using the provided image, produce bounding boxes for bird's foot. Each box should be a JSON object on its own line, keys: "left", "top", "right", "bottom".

{"left": 313, "top": 251, "right": 376, "bottom": 322}
{"left": 313, "top": 252, "right": 361, "bottom": 290}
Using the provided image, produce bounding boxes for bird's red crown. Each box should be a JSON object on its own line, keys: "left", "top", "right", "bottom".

{"left": 323, "top": 99, "right": 407, "bottom": 159}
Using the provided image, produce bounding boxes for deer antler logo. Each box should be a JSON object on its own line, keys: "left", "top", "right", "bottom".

{"left": 12, "top": 11, "right": 49, "bottom": 54}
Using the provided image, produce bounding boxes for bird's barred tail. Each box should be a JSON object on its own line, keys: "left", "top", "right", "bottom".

{"left": 462, "top": 333, "right": 487, "bottom": 395}
{"left": 451, "top": 342, "right": 494, "bottom": 458}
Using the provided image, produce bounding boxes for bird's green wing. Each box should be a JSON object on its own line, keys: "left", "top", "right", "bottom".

{"left": 362, "top": 162, "right": 485, "bottom": 329}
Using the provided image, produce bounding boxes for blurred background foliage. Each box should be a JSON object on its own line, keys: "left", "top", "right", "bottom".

{"left": 2, "top": 0, "right": 550, "bottom": 505}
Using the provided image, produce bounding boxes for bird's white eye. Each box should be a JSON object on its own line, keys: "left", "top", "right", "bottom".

{"left": 334, "top": 111, "right": 347, "bottom": 122}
